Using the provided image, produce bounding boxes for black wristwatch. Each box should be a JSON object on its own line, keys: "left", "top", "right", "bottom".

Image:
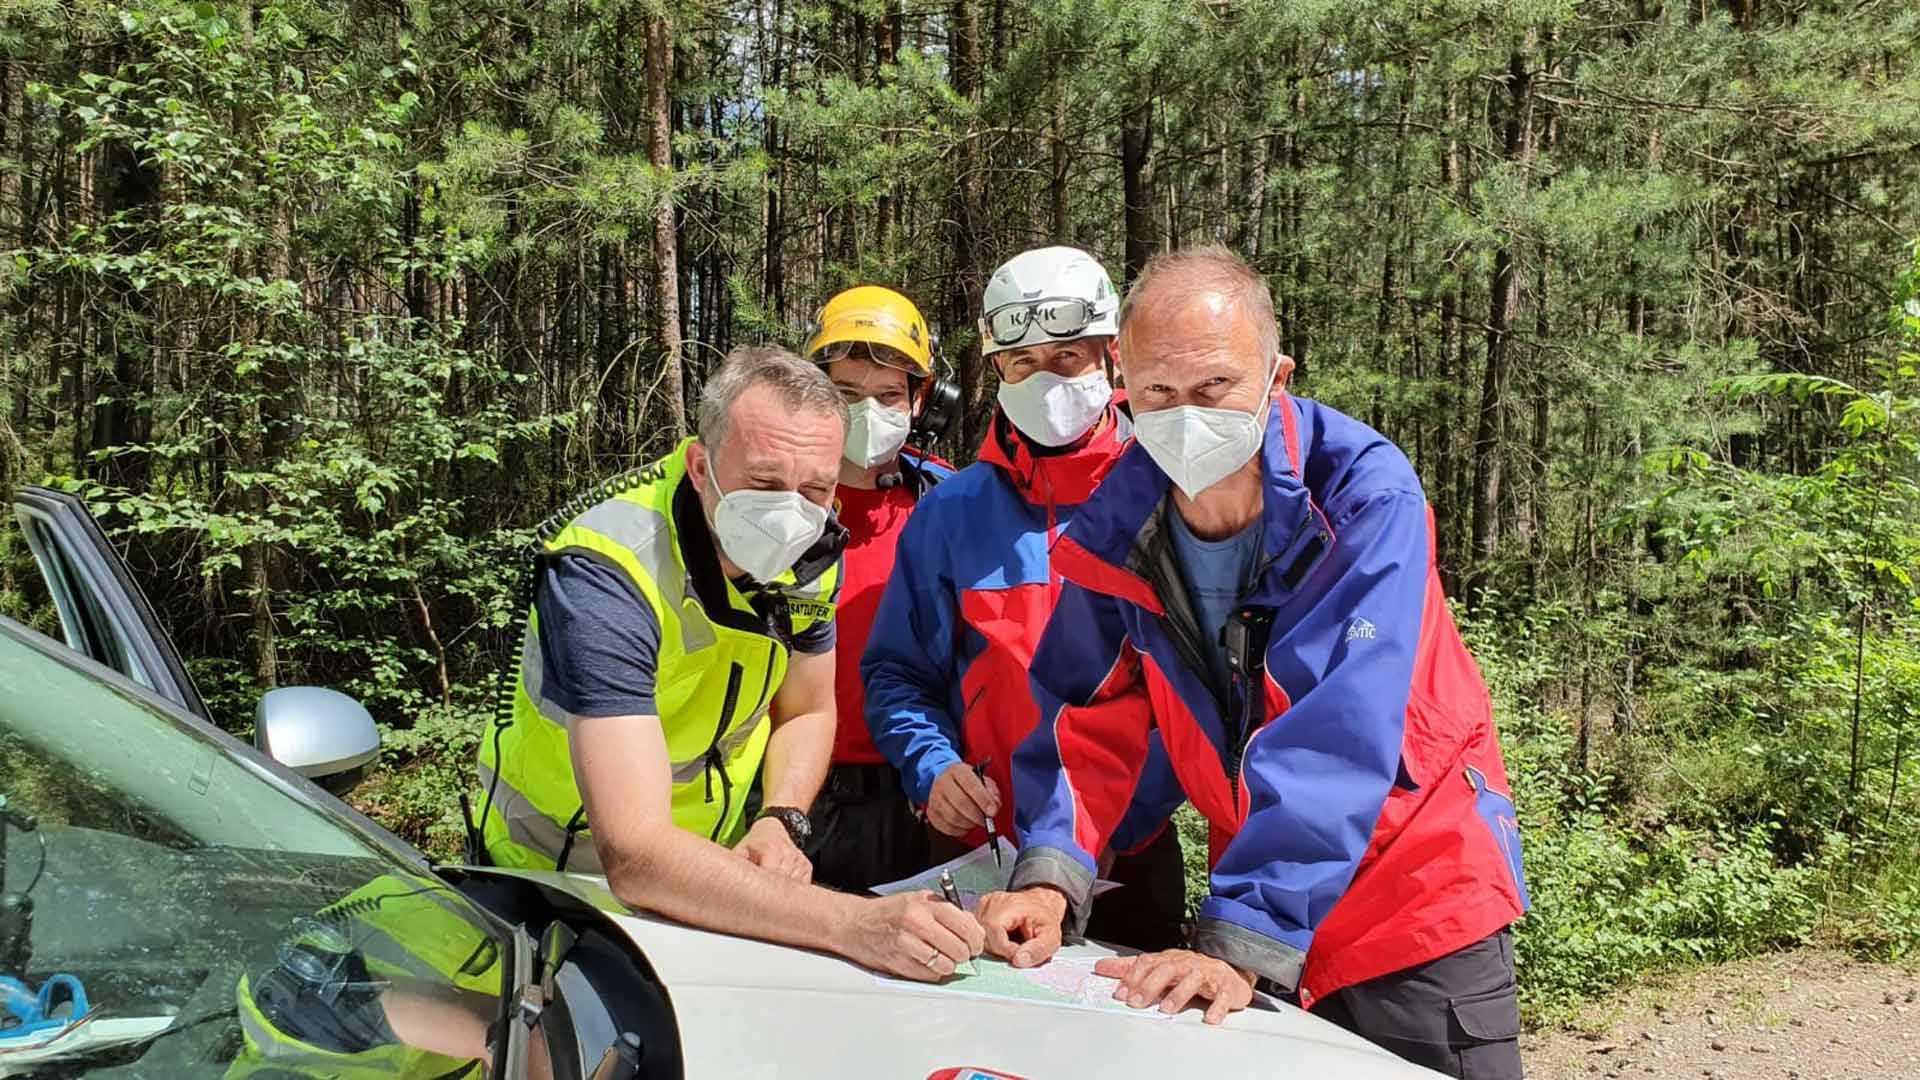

{"left": 755, "top": 806, "right": 811, "bottom": 847}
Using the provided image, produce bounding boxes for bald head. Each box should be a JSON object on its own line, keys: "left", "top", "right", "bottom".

{"left": 1118, "top": 245, "right": 1281, "bottom": 363}
{"left": 1117, "top": 246, "right": 1290, "bottom": 426}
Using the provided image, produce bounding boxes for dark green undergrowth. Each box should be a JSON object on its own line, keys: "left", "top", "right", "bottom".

{"left": 1163, "top": 589, "right": 1920, "bottom": 1027}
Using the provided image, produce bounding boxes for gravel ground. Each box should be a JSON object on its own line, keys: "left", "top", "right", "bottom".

{"left": 1522, "top": 949, "right": 1920, "bottom": 1079}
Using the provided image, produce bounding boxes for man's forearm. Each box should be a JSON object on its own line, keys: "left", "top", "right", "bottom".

{"left": 607, "top": 824, "right": 851, "bottom": 950}
{"left": 762, "top": 707, "right": 833, "bottom": 808}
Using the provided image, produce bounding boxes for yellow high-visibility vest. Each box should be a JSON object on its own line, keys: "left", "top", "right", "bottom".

{"left": 228, "top": 876, "right": 501, "bottom": 1078}
{"left": 478, "top": 438, "right": 840, "bottom": 870}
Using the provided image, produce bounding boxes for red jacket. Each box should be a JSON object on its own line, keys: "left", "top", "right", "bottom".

{"left": 830, "top": 450, "right": 954, "bottom": 766}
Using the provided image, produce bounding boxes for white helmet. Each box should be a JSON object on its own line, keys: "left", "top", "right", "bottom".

{"left": 978, "top": 246, "right": 1120, "bottom": 358}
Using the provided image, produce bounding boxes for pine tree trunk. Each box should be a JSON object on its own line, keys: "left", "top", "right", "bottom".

{"left": 1468, "top": 46, "right": 1535, "bottom": 596}
{"left": 1051, "top": 90, "right": 1069, "bottom": 242}
{"left": 763, "top": 0, "right": 788, "bottom": 322}
{"left": 1121, "top": 98, "right": 1154, "bottom": 287}
{"left": 948, "top": 0, "right": 987, "bottom": 447}
{"left": 1284, "top": 68, "right": 1308, "bottom": 375}
{"left": 1434, "top": 85, "right": 1464, "bottom": 581}
{"left": 648, "top": 13, "right": 687, "bottom": 441}
{"left": 875, "top": 13, "right": 898, "bottom": 246}
{"left": 1528, "top": 255, "right": 1550, "bottom": 600}
{"left": 237, "top": 2, "right": 288, "bottom": 691}
{"left": 1239, "top": 132, "right": 1273, "bottom": 261}
{"left": 90, "top": 47, "right": 159, "bottom": 494}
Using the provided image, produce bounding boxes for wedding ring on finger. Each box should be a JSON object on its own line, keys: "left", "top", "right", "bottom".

{"left": 923, "top": 947, "right": 944, "bottom": 970}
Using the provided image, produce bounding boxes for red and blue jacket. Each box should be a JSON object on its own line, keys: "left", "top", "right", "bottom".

{"left": 862, "top": 404, "right": 1180, "bottom": 850}
{"left": 1007, "top": 392, "right": 1529, "bottom": 1007}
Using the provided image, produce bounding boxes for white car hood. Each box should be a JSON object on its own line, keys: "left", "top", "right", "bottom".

{"left": 531, "top": 872, "right": 1439, "bottom": 1079}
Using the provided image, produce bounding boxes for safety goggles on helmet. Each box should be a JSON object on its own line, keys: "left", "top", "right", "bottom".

{"left": 815, "top": 338, "right": 921, "bottom": 373}
{"left": 981, "top": 297, "right": 1101, "bottom": 347}
{"left": 804, "top": 286, "right": 935, "bottom": 376}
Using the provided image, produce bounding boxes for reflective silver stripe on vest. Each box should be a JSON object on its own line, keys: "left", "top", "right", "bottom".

{"left": 667, "top": 706, "right": 769, "bottom": 784}
{"left": 519, "top": 628, "right": 574, "bottom": 728}
{"left": 571, "top": 498, "right": 717, "bottom": 653}
{"left": 477, "top": 761, "right": 603, "bottom": 873}
{"left": 520, "top": 621, "right": 761, "bottom": 792}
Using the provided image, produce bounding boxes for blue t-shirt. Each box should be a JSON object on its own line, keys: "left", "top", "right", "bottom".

{"left": 1166, "top": 508, "right": 1261, "bottom": 695}
{"left": 534, "top": 554, "right": 835, "bottom": 720}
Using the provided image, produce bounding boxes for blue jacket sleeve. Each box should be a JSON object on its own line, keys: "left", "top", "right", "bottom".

{"left": 1007, "top": 577, "right": 1155, "bottom": 933}
{"left": 1193, "top": 487, "right": 1430, "bottom": 992}
{"left": 860, "top": 499, "right": 964, "bottom": 806}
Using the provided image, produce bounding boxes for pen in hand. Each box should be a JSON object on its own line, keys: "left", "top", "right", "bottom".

{"left": 937, "top": 869, "right": 978, "bottom": 975}
{"left": 974, "top": 759, "right": 1002, "bottom": 868}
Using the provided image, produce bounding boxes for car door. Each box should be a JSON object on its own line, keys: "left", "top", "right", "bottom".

{"left": 12, "top": 484, "right": 210, "bottom": 722}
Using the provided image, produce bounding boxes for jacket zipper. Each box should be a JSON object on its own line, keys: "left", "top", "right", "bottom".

{"left": 703, "top": 661, "right": 745, "bottom": 840}
{"left": 1141, "top": 500, "right": 1309, "bottom": 816}
{"left": 1222, "top": 594, "right": 1285, "bottom": 817}
{"left": 1225, "top": 665, "right": 1254, "bottom": 817}
{"left": 1223, "top": 501, "right": 1321, "bottom": 813}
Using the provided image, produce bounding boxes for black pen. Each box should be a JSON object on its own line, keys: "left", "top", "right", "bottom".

{"left": 937, "top": 869, "right": 977, "bottom": 974}
{"left": 974, "top": 759, "right": 1002, "bottom": 868}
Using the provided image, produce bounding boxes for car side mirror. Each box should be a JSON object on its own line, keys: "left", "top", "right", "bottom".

{"left": 256, "top": 687, "right": 381, "bottom": 795}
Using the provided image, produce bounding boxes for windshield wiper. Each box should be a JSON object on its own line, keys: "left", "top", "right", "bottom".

{"left": 493, "top": 923, "right": 545, "bottom": 1080}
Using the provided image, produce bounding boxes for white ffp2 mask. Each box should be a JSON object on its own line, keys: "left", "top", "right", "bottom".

{"left": 1133, "top": 357, "right": 1283, "bottom": 499}
{"left": 705, "top": 461, "right": 829, "bottom": 582}
{"left": 995, "top": 369, "right": 1113, "bottom": 447}
{"left": 844, "top": 398, "right": 911, "bottom": 469}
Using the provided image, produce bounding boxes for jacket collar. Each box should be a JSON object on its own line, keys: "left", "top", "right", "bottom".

{"left": 1052, "top": 392, "right": 1333, "bottom": 612}
{"left": 975, "top": 398, "right": 1133, "bottom": 507}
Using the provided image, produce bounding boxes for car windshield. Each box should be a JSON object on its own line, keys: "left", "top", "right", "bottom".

{"left": 0, "top": 625, "right": 511, "bottom": 1078}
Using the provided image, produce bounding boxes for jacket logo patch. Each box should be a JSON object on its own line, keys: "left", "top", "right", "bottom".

{"left": 1345, "top": 617, "right": 1377, "bottom": 643}
{"left": 787, "top": 598, "right": 835, "bottom": 622}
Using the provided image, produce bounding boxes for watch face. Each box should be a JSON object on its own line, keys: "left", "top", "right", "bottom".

{"left": 767, "top": 807, "right": 809, "bottom": 842}
{"left": 784, "top": 810, "right": 811, "bottom": 842}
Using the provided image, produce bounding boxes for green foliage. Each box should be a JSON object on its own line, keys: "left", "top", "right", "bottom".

{"left": 1516, "top": 811, "right": 1818, "bottom": 1021}
{"left": 1459, "top": 612, "right": 1824, "bottom": 1023}
{"left": 4, "top": 0, "right": 1920, "bottom": 1029}
{"left": 10, "top": 2, "right": 556, "bottom": 792}
{"left": 1174, "top": 802, "right": 1210, "bottom": 919}
{"left": 358, "top": 694, "right": 493, "bottom": 861}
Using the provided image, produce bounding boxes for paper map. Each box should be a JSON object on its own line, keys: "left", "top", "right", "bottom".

{"left": 870, "top": 843, "right": 1159, "bottom": 1019}
{"left": 869, "top": 842, "right": 1013, "bottom": 911}
{"left": 878, "top": 955, "right": 1173, "bottom": 1021}
{"left": 868, "top": 841, "right": 1121, "bottom": 912}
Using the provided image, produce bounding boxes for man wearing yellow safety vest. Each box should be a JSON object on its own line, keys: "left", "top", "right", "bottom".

{"left": 474, "top": 345, "right": 985, "bottom": 982}
{"left": 800, "top": 285, "right": 958, "bottom": 892}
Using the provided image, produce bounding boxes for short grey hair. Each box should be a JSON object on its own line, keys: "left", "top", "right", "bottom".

{"left": 1118, "top": 245, "right": 1281, "bottom": 359}
{"left": 697, "top": 344, "right": 850, "bottom": 452}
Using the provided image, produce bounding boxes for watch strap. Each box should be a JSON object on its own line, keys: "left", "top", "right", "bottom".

{"left": 756, "top": 805, "right": 810, "bottom": 845}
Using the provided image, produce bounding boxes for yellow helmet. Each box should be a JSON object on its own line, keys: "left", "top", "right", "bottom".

{"left": 804, "top": 285, "right": 934, "bottom": 377}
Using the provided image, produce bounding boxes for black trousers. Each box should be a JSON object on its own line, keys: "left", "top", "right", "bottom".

{"left": 1084, "top": 824, "right": 1188, "bottom": 952}
{"left": 805, "top": 763, "right": 932, "bottom": 893}
{"left": 1312, "top": 929, "right": 1524, "bottom": 1080}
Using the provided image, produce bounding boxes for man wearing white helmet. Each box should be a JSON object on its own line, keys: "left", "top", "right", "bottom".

{"left": 862, "top": 247, "right": 1186, "bottom": 950}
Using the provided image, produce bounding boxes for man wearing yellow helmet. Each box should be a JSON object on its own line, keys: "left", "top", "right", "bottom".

{"left": 801, "top": 285, "right": 959, "bottom": 892}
